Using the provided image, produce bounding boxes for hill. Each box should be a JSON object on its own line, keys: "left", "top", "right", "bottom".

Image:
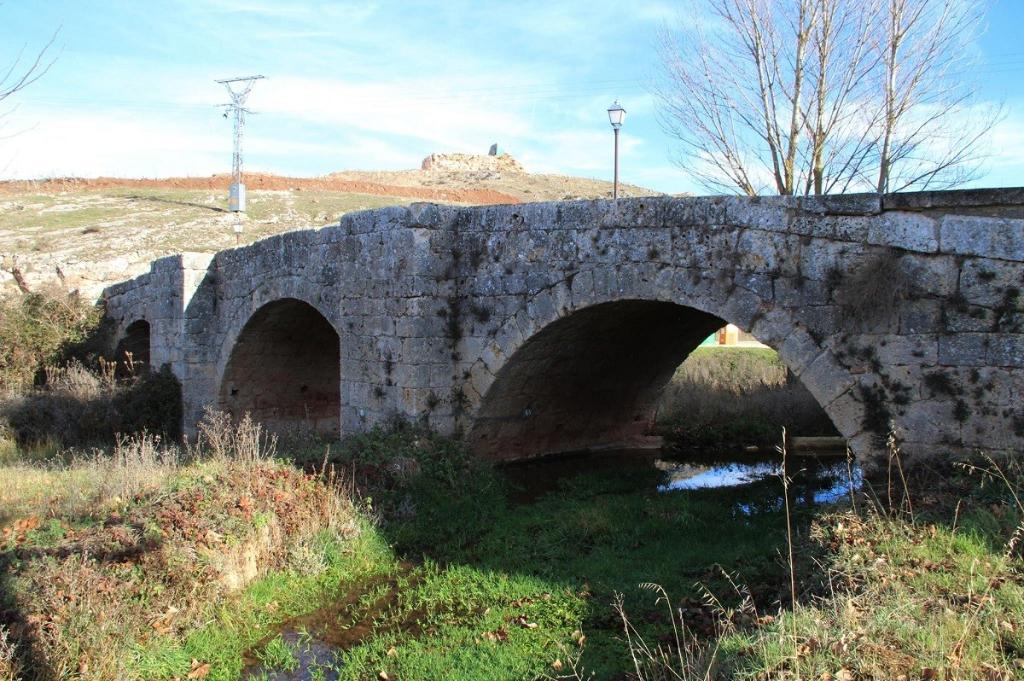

{"left": 0, "top": 163, "right": 660, "bottom": 299}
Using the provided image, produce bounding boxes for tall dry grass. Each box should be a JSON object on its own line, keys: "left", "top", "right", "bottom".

{"left": 0, "top": 362, "right": 182, "bottom": 450}
{"left": 0, "top": 625, "right": 19, "bottom": 681}
{"left": 0, "top": 432, "right": 181, "bottom": 523}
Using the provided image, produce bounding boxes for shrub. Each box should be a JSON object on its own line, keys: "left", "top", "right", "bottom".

{"left": 1, "top": 364, "right": 182, "bottom": 448}
{"left": 0, "top": 287, "right": 182, "bottom": 449}
{"left": 0, "top": 289, "right": 106, "bottom": 394}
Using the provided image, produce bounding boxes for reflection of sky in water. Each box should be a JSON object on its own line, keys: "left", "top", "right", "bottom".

{"left": 656, "top": 458, "right": 862, "bottom": 514}
{"left": 658, "top": 462, "right": 779, "bottom": 492}
{"left": 241, "top": 630, "right": 340, "bottom": 680}
{"left": 813, "top": 464, "right": 863, "bottom": 504}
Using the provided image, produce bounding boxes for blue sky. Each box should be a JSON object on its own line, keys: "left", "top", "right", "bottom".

{"left": 2, "top": 0, "right": 1023, "bottom": 194}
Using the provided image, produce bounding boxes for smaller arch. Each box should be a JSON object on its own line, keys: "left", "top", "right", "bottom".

{"left": 114, "top": 319, "right": 151, "bottom": 377}
{"left": 218, "top": 298, "right": 341, "bottom": 437}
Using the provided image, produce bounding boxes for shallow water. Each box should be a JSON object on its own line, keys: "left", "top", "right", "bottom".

{"left": 240, "top": 567, "right": 421, "bottom": 680}
{"left": 241, "top": 632, "right": 340, "bottom": 680}
{"left": 502, "top": 448, "right": 860, "bottom": 509}
{"left": 242, "top": 449, "right": 861, "bottom": 679}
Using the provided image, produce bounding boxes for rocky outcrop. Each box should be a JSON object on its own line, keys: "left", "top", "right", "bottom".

{"left": 420, "top": 153, "right": 525, "bottom": 173}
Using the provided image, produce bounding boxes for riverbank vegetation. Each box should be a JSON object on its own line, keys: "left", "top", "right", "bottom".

{"left": 0, "top": 290, "right": 178, "bottom": 455}
{"left": 2, "top": 418, "right": 1021, "bottom": 680}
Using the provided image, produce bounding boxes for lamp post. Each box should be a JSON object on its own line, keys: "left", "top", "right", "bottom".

{"left": 607, "top": 100, "right": 626, "bottom": 199}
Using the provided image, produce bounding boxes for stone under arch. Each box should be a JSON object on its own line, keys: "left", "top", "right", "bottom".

{"left": 218, "top": 298, "right": 341, "bottom": 436}
{"left": 468, "top": 295, "right": 860, "bottom": 461}
{"left": 114, "top": 319, "right": 151, "bottom": 377}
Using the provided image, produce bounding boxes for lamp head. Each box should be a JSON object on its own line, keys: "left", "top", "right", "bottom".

{"left": 607, "top": 100, "right": 626, "bottom": 129}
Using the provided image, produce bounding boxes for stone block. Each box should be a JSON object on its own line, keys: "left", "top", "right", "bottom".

{"left": 937, "top": 334, "right": 988, "bottom": 366}
{"left": 724, "top": 197, "right": 790, "bottom": 232}
{"left": 796, "top": 193, "right": 881, "bottom": 216}
{"left": 736, "top": 230, "right": 801, "bottom": 275}
{"left": 903, "top": 255, "right": 959, "bottom": 298}
{"left": 899, "top": 300, "right": 944, "bottom": 335}
{"left": 798, "top": 305, "right": 841, "bottom": 340}
{"left": 749, "top": 307, "right": 797, "bottom": 347}
{"left": 986, "top": 335, "right": 1024, "bottom": 367}
{"left": 801, "top": 350, "right": 856, "bottom": 406}
{"left": 662, "top": 196, "right": 727, "bottom": 226}
{"left": 672, "top": 223, "right": 740, "bottom": 268}
{"left": 895, "top": 401, "right": 963, "bottom": 446}
{"left": 732, "top": 271, "right": 775, "bottom": 300}
{"left": 778, "top": 327, "right": 822, "bottom": 376}
{"left": 720, "top": 286, "right": 766, "bottom": 330}
{"left": 939, "top": 215, "right": 1024, "bottom": 260}
{"left": 798, "top": 239, "right": 847, "bottom": 281}
{"left": 824, "top": 388, "right": 864, "bottom": 439}
{"left": 959, "top": 258, "right": 1023, "bottom": 308}
{"left": 774, "top": 277, "right": 830, "bottom": 307}
{"left": 868, "top": 334, "right": 939, "bottom": 366}
{"left": 960, "top": 411, "right": 1024, "bottom": 450}
{"left": 867, "top": 212, "right": 939, "bottom": 253}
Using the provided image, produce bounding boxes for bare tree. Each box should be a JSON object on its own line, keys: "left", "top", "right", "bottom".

{"left": 656, "top": 0, "right": 997, "bottom": 196}
{"left": 0, "top": 19, "right": 59, "bottom": 141}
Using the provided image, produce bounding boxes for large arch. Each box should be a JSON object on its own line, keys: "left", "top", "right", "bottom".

{"left": 218, "top": 298, "right": 341, "bottom": 436}
{"left": 468, "top": 300, "right": 725, "bottom": 459}
{"left": 466, "top": 276, "right": 865, "bottom": 461}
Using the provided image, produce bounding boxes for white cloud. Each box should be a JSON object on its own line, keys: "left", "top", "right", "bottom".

{"left": 1, "top": 109, "right": 223, "bottom": 179}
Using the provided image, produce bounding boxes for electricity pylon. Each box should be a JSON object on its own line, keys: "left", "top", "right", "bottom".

{"left": 216, "top": 75, "right": 265, "bottom": 212}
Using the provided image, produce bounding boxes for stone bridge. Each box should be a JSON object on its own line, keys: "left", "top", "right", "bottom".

{"left": 102, "top": 189, "right": 1024, "bottom": 463}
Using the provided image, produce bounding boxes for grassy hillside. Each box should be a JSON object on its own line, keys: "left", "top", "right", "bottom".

{"left": 0, "top": 169, "right": 659, "bottom": 299}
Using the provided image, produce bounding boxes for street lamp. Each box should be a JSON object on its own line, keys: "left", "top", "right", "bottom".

{"left": 607, "top": 100, "right": 626, "bottom": 199}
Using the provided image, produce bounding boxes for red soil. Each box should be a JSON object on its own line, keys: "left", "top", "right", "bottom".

{"left": 0, "top": 173, "right": 521, "bottom": 205}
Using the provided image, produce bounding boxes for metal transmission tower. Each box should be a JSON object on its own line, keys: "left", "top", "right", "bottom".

{"left": 216, "top": 75, "right": 265, "bottom": 212}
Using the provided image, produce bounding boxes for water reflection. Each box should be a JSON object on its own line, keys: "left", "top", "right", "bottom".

{"left": 655, "top": 455, "right": 862, "bottom": 512}
{"left": 241, "top": 631, "right": 340, "bottom": 680}
{"left": 656, "top": 460, "right": 779, "bottom": 491}
{"left": 502, "top": 449, "right": 861, "bottom": 510}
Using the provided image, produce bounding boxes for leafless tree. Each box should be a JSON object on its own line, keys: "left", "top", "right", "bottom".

{"left": 0, "top": 19, "right": 59, "bottom": 140}
{"left": 656, "top": 0, "right": 998, "bottom": 196}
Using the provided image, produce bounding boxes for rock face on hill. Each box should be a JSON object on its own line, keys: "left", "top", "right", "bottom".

{"left": 420, "top": 152, "right": 526, "bottom": 173}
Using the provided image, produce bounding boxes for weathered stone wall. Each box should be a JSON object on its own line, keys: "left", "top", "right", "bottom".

{"left": 102, "top": 189, "right": 1024, "bottom": 465}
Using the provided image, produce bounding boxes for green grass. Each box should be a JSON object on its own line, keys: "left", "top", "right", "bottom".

{"left": 220, "top": 429, "right": 826, "bottom": 680}
{"left": 3, "top": 422, "right": 1022, "bottom": 680}
{"left": 133, "top": 525, "right": 394, "bottom": 681}
{"left": 256, "top": 635, "right": 300, "bottom": 672}
{"left": 708, "top": 511, "right": 1024, "bottom": 679}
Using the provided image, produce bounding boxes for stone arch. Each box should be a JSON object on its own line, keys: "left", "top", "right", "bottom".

{"left": 467, "top": 277, "right": 866, "bottom": 461}
{"left": 114, "top": 319, "right": 151, "bottom": 377}
{"left": 218, "top": 298, "right": 341, "bottom": 436}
